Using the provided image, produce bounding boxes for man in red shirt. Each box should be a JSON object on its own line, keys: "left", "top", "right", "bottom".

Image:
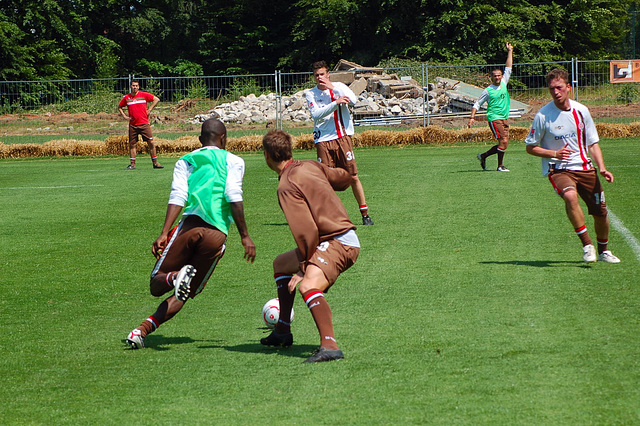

{"left": 118, "top": 80, "right": 163, "bottom": 170}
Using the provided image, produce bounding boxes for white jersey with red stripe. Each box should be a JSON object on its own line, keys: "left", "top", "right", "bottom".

{"left": 305, "top": 82, "right": 358, "bottom": 143}
{"left": 525, "top": 99, "right": 599, "bottom": 176}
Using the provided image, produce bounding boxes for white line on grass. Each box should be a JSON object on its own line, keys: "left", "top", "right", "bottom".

{"left": 609, "top": 211, "right": 640, "bottom": 262}
{"left": 1, "top": 185, "right": 105, "bottom": 190}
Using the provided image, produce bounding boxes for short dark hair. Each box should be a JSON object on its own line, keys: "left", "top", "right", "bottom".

{"left": 546, "top": 68, "right": 569, "bottom": 85}
{"left": 131, "top": 79, "right": 140, "bottom": 85}
{"left": 263, "top": 130, "right": 293, "bottom": 163}
{"left": 311, "top": 61, "right": 329, "bottom": 73}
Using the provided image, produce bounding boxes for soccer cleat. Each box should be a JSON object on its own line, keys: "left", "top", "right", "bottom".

{"left": 153, "top": 163, "right": 164, "bottom": 169}
{"left": 126, "top": 329, "right": 145, "bottom": 349}
{"left": 174, "top": 265, "right": 196, "bottom": 302}
{"left": 260, "top": 330, "right": 293, "bottom": 347}
{"left": 126, "top": 164, "right": 136, "bottom": 170}
{"left": 582, "top": 244, "right": 597, "bottom": 263}
{"left": 362, "top": 215, "right": 374, "bottom": 226}
{"left": 497, "top": 165, "right": 510, "bottom": 172}
{"left": 477, "top": 153, "right": 486, "bottom": 171}
{"left": 303, "top": 347, "right": 344, "bottom": 363}
{"left": 598, "top": 250, "right": 620, "bottom": 263}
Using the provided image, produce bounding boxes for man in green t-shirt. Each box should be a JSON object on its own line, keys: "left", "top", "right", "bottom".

{"left": 125, "top": 118, "right": 256, "bottom": 349}
{"left": 468, "top": 42, "right": 514, "bottom": 172}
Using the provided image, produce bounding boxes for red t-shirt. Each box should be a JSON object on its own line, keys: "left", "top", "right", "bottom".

{"left": 119, "top": 91, "right": 155, "bottom": 125}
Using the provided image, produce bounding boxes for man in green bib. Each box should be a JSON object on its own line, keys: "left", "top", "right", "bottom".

{"left": 468, "top": 42, "right": 514, "bottom": 172}
{"left": 125, "top": 118, "right": 256, "bottom": 349}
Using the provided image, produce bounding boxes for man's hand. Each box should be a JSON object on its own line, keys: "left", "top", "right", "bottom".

{"left": 152, "top": 234, "right": 168, "bottom": 259}
{"left": 600, "top": 170, "right": 614, "bottom": 183}
{"left": 506, "top": 42, "right": 513, "bottom": 51}
{"left": 288, "top": 273, "right": 304, "bottom": 293}
{"left": 317, "top": 73, "right": 334, "bottom": 90}
{"left": 241, "top": 236, "right": 256, "bottom": 263}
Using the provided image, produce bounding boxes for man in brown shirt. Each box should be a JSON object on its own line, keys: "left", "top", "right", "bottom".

{"left": 260, "top": 129, "right": 360, "bottom": 363}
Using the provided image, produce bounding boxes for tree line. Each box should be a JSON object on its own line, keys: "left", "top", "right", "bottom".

{"left": 0, "top": 0, "right": 635, "bottom": 81}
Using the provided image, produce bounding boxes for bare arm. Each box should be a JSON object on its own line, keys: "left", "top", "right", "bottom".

{"left": 505, "top": 42, "right": 513, "bottom": 68}
{"left": 148, "top": 96, "right": 160, "bottom": 113}
{"left": 526, "top": 144, "right": 575, "bottom": 161}
{"left": 152, "top": 204, "right": 183, "bottom": 258}
{"left": 118, "top": 106, "right": 129, "bottom": 120}
{"left": 229, "top": 201, "right": 256, "bottom": 263}
{"left": 588, "top": 142, "right": 614, "bottom": 182}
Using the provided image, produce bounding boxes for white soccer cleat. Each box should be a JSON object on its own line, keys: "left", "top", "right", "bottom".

{"left": 126, "top": 329, "right": 145, "bottom": 349}
{"left": 174, "top": 265, "right": 196, "bottom": 302}
{"left": 598, "top": 250, "right": 620, "bottom": 263}
{"left": 582, "top": 244, "right": 597, "bottom": 263}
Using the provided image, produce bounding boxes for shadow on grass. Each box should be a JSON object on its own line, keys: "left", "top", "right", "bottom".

{"left": 480, "top": 260, "right": 590, "bottom": 268}
{"left": 123, "top": 331, "right": 317, "bottom": 358}
{"left": 122, "top": 334, "right": 197, "bottom": 351}
{"left": 200, "top": 342, "right": 318, "bottom": 359}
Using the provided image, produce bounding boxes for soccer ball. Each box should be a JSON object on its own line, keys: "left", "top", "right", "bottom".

{"left": 262, "top": 298, "right": 294, "bottom": 329}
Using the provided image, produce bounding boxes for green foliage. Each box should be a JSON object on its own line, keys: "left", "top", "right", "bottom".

{"left": 136, "top": 59, "right": 203, "bottom": 77}
{"left": 226, "top": 76, "right": 264, "bottom": 99}
{"left": 186, "top": 78, "right": 209, "bottom": 99}
{"left": 93, "top": 36, "right": 120, "bottom": 80}
{"left": 617, "top": 82, "right": 640, "bottom": 102}
{"left": 41, "top": 91, "right": 124, "bottom": 114}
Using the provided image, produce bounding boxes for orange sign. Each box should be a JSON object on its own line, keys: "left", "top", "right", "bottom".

{"left": 610, "top": 60, "right": 640, "bottom": 83}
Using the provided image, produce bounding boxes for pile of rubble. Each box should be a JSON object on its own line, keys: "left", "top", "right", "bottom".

{"left": 188, "top": 60, "right": 472, "bottom": 125}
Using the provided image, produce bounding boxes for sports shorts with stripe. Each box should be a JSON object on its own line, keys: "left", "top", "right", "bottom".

{"left": 151, "top": 215, "right": 227, "bottom": 298}
{"left": 316, "top": 135, "right": 358, "bottom": 175}
{"left": 548, "top": 169, "right": 607, "bottom": 217}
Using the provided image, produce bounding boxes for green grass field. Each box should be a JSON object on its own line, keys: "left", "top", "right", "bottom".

{"left": 1, "top": 139, "right": 639, "bottom": 424}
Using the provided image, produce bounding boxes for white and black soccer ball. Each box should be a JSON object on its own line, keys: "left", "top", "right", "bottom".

{"left": 262, "top": 298, "right": 294, "bottom": 329}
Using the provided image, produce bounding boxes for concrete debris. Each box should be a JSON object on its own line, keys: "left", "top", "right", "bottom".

{"left": 188, "top": 60, "right": 528, "bottom": 125}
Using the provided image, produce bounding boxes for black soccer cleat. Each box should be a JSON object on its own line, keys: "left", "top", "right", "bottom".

{"left": 362, "top": 215, "right": 374, "bottom": 226}
{"left": 153, "top": 163, "right": 164, "bottom": 169}
{"left": 303, "top": 347, "right": 344, "bottom": 363}
{"left": 477, "top": 153, "right": 486, "bottom": 171}
{"left": 260, "top": 330, "right": 293, "bottom": 347}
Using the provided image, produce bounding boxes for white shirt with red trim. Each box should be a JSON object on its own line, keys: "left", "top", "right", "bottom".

{"left": 305, "top": 82, "right": 358, "bottom": 143}
{"left": 525, "top": 99, "right": 599, "bottom": 176}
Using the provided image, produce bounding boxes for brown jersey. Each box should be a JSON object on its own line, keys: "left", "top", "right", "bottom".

{"left": 277, "top": 160, "right": 355, "bottom": 265}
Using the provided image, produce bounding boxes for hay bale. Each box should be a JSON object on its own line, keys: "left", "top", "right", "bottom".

{"left": 509, "top": 126, "right": 530, "bottom": 141}
{"left": 7, "top": 143, "right": 43, "bottom": 158}
{"left": 293, "top": 134, "right": 315, "bottom": 150}
{"left": 228, "top": 135, "right": 263, "bottom": 152}
{"left": 596, "top": 123, "right": 630, "bottom": 139}
{"left": 105, "top": 135, "right": 130, "bottom": 155}
{"left": 422, "top": 126, "right": 458, "bottom": 145}
{"left": 0, "top": 143, "right": 10, "bottom": 159}
{"left": 628, "top": 122, "right": 640, "bottom": 137}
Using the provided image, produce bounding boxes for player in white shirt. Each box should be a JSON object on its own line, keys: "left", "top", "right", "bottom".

{"left": 305, "top": 60, "right": 374, "bottom": 226}
{"left": 525, "top": 68, "right": 620, "bottom": 264}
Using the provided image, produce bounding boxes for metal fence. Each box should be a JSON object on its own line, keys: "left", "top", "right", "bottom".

{"left": 1, "top": 59, "right": 636, "bottom": 141}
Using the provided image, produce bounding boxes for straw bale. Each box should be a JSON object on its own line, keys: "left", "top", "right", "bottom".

{"left": 104, "top": 135, "right": 131, "bottom": 155}
{"left": 628, "top": 122, "right": 640, "bottom": 137}
{"left": 156, "top": 136, "right": 199, "bottom": 154}
{"left": 7, "top": 143, "right": 43, "bottom": 158}
{"left": 422, "top": 126, "right": 459, "bottom": 144}
{"left": 596, "top": 123, "right": 630, "bottom": 139}
{"left": 0, "top": 143, "right": 10, "bottom": 159}
{"left": 293, "top": 134, "right": 315, "bottom": 150}
{"left": 228, "top": 135, "right": 263, "bottom": 152}
{"left": 509, "top": 126, "right": 530, "bottom": 141}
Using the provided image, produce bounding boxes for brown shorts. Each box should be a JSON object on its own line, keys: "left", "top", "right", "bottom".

{"left": 316, "top": 136, "right": 358, "bottom": 175}
{"left": 300, "top": 239, "right": 359, "bottom": 288}
{"left": 151, "top": 215, "right": 227, "bottom": 298}
{"left": 548, "top": 169, "right": 607, "bottom": 216}
{"left": 488, "top": 120, "right": 509, "bottom": 141}
{"left": 129, "top": 123, "right": 154, "bottom": 146}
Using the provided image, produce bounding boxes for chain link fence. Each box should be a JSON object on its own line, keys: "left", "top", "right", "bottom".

{"left": 1, "top": 59, "right": 637, "bottom": 144}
